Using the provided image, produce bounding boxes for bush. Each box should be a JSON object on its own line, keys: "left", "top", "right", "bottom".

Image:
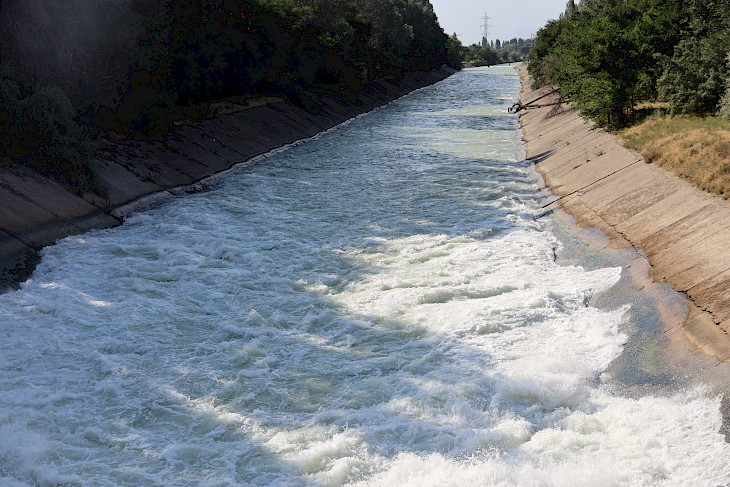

{"left": 2, "top": 0, "right": 452, "bottom": 141}
{"left": 0, "top": 63, "right": 104, "bottom": 196}
{"left": 721, "top": 88, "right": 730, "bottom": 121}
{"left": 657, "top": 37, "right": 729, "bottom": 115}
{"left": 720, "top": 54, "right": 730, "bottom": 121}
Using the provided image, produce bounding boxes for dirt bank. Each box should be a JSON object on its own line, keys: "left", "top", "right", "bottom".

{"left": 0, "top": 67, "right": 455, "bottom": 292}
{"left": 516, "top": 64, "right": 730, "bottom": 364}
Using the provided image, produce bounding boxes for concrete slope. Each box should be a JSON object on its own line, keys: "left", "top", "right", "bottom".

{"left": 0, "top": 67, "right": 455, "bottom": 291}
{"left": 517, "top": 64, "right": 730, "bottom": 362}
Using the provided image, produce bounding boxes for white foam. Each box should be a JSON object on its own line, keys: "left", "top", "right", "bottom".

{"left": 0, "top": 62, "right": 728, "bottom": 487}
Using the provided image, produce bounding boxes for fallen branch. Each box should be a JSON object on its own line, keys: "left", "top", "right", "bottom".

{"left": 509, "top": 98, "right": 569, "bottom": 113}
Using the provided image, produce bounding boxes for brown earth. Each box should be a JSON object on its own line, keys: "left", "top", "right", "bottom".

{"left": 0, "top": 67, "right": 455, "bottom": 292}
{"left": 516, "top": 64, "right": 730, "bottom": 364}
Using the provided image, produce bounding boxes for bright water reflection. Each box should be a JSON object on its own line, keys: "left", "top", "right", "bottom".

{"left": 1, "top": 66, "right": 729, "bottom": 486}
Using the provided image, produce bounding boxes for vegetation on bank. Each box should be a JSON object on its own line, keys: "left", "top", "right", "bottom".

{"left": 0, "top": 63, "right": 103, "bottom": 196}
{"left": 528, "top": 0, "right": 730, "bottom": 200}
{"left": 0, "top": 0, "right": 456, "bottom": 195}
{"left": 621, "top": 115, "right": 730, "bottom": 198}
{"left": 529, "top": 0, "right": 730, "bottom": 128}
{"left": 447, "top": 36, "right": 533, "bottom": 67}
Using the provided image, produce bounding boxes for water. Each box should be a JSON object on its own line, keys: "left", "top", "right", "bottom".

{"left": 1, "top": 66, "right": 729, "bottom": 486}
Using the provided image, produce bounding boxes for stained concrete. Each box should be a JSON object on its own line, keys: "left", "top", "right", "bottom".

{"left": 517, "top": 64, "right": 730, "bottom": 363}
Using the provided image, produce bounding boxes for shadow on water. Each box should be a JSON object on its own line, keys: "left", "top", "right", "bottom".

{"left": 103, "top": 234, "right": 584, "bottom": 485}
{"left": 0, "top": 66, "right": 629, "bottom": 484}
{"left": 30, "top": 243, "right": 506, "bottom": 485}
{"left": 2, "top": 176, "right": 568, "bottom": 484}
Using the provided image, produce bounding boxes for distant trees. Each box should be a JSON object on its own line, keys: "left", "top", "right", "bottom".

{"left": 462, "top": 37, "right": 533, "bottom": 67}
{"left": 463, "top": 45, "right": 502, "bottom": 67}
{"left": 495, "top": 37, "right": 533, "bottom": 62}
{"left": 529, "top": 0, "right": 730, "bottom": 127}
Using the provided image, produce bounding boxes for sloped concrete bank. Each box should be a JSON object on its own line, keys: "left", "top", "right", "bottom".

{"left": 0, "top": 67, "right": 455, "bottom": 292}
{"left": 516, "top": 64, "right": 730, "bottom": 363}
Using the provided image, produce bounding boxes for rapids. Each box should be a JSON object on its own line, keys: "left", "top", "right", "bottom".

{"left": 1, "top": 66, "right": 728, "bottom": 486}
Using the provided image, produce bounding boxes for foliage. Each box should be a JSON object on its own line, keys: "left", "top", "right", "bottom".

{"left": 2, "top": 0, "right": 451, "bottom": 129}
{"left": 0, "top": 0, "right": 147, "bottom": 118}
{"left": 492, "top": 38, "right": 533, "bottom": 62}
{"left": 462, "top": 37, "right": 533, "bottom": 67}
{"left": 721, "top": 56, "right": 730, "bottom": 122}
{"left": 0, "top": 63, "right": 103, "bottom": 195}
{"left": 445, "top": 33, "right": 467, "bottom": 70}
{"left": 542, "top": 3, "right": 647, "bottom": 126}
{"left": 528, "top": 18, "right": 567, "bottom": 88}
{"left": 121, "top": 0, "right": 450, "bottom": 116}
{"left": 464, "top": 45, "right": 502, "bottom": 67}
{"left": 657, "top": 36, "right": 730, "bottom": 115}
{"left": 528, "top": 0, "right": 727, "bottom": 127}
{"left": 0, "top": 0, "right": 452, "bottom": 189}
{"left": 720, "top": 89, "right": 730, "bottom": 122}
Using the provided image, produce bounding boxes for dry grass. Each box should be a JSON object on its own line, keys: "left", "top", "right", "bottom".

{"left": 620, "top": 115, "right": 730, "bottom": 199}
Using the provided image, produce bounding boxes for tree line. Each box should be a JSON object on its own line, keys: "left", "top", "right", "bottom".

{"left": 529, "top": 0, "right": 730, "bottom": 127}
{"left": 0, "top": 0, "right": 456, "bottom": 195}
{"left": 447, "top": 36, "right": 534, "bottom": 68}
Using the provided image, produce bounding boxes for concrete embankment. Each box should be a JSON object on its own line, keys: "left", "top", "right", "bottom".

{"left": 0, "top": 67, "right": 455, "bottom": 291}
{"left": 516, "top": 64, "right": 730, "bottom": 363}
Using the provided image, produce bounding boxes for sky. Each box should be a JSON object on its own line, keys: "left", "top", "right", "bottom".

{"left": 430, "top": 0, "right": 568, "bottom": 46}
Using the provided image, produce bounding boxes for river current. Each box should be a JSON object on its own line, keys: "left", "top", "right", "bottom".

{"left": 1, "top": 66, "right": 729, "bottom": 486}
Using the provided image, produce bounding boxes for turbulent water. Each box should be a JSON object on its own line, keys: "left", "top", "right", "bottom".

{"left": 1, "top": 66, "right": 729, "bottom": 486}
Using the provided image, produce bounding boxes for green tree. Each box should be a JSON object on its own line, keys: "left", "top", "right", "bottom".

{"left": 721, "top": 54, "right": 730, "bottom": 121}
{"left": 657, "top": 36, "right": 730, "bottom": 114}
{"left": 528, "top": 17, "right": 568, "bottom": 87}
{"left": 565, "top": 0, "right": 577, "bottom": 18}
{"left": 465, "top": 44, "right": 501, "bottom": 66}
{"left": 0, "top": 62, "right": 102, "bottom": 195}
{"left": 655, "top": 0, "right": 730, "bottom": 114}
{"left": 528, "top": 0, "right": 702, "bottom": 126}
{"left": 446, "top": 33, "right": 466, "bottom": 69}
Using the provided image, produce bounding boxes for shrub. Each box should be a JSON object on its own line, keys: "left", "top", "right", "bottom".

{"left": 657, "top": 37, "right": 729, "bottom": 115}
{"left": 0, "top": 63, "right": 105, "bottom": 196}
{"left": 720, "top": 54, "right": 730, "bottom": 121}
{"left": 721, "top": 88, "right": 730, "bottom": 121}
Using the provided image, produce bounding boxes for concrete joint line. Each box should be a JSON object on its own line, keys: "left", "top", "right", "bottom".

{"left": 558, "top": 138, "right": 615, "bottom": 164}
{"left": 0, "top": 180, "right": 87, "bottom": 234}
{"left": 540, "top": 159, "right": 642, "bottom": 208}
{"left": 0, "top": 226, "right": 42, "bottom": 252}
{"left": 534, "top": 135, "right": 607, "bottom": 174}
{"left": 685, "top": 268, "right": 730, "bottom": 295}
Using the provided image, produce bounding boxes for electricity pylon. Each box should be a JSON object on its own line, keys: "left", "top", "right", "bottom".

{"left": 481, "top": 13, "right": 491, "bottom": 48}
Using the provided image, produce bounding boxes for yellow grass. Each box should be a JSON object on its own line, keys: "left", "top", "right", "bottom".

{"left": 620, "top": 115, "right": 730, "bottom": 199}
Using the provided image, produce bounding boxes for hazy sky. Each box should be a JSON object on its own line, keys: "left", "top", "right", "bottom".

{"left": 430, "top": 0, "right": 568, "bottom": 46}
